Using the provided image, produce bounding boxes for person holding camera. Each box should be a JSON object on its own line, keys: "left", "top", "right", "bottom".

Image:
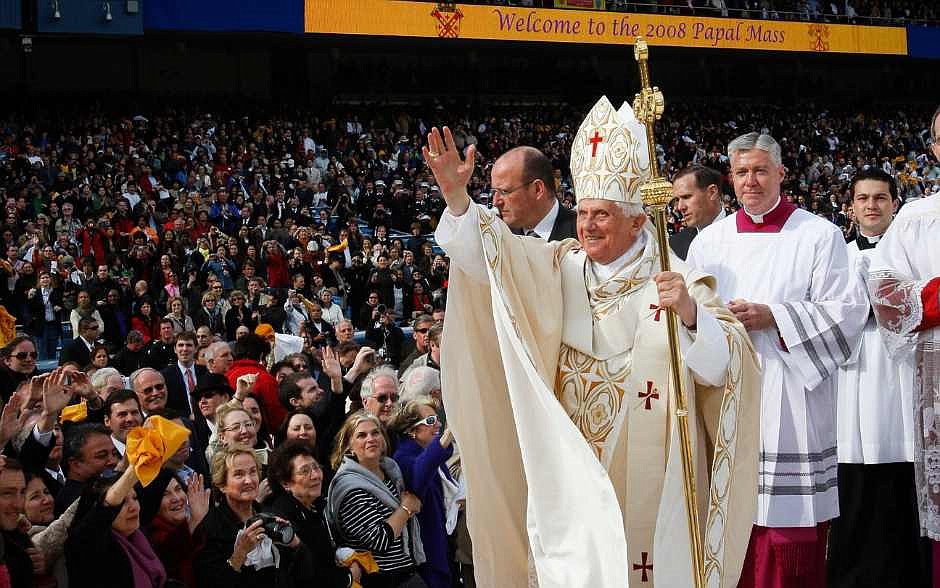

{"left": 365, "top": 306, "right": 405, "bottom": 369}
{"left": 264, "top": 440, "right": 362, "bottom": 587}
{"left": 194, "top": 445, "right": 315, "bottom": 588}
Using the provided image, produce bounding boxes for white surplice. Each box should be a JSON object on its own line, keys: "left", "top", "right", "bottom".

{"left": 836, "top": 239, "right": 914, "bottom": 464}
{"left": 435, "top": 202, "right": 760, "bottom": 588}
{"left": 868, "top": 194, "right": 940, "bottom": 539}
{"left": 688, "top": 207, "right": 869, "bottom": 527}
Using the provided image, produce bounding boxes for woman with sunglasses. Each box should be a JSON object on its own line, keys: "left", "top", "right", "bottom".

{"left": 389, "top": 400, "right": 455, "bottom": 588}
{"left": 224, "top": 290, "right": 257, "bottom": 342}
{"left": 0, "top": 336, "right": 38, "bottom": 402}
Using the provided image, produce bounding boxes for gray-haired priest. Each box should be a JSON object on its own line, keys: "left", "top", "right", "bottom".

{"left": 424, "top": 96, "right": 761, "bottom": 588}
{"left": 687, "top": 132, "right": 870, "bottom": 588}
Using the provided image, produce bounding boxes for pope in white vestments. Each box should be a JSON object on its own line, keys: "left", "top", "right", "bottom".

{"left": 425, "top": 97, "right": 761, "bottom": 588}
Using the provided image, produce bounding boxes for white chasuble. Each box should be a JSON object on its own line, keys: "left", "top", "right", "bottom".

{"left": 436, "top": 202, "right": 760, "bottom": 588}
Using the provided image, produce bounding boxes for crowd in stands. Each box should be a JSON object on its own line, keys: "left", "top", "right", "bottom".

{"left": 0, "top": 98, "right": 934, "bottom": 586}
{"left": 458, "top": 0, "right": 939, "bottom": 25}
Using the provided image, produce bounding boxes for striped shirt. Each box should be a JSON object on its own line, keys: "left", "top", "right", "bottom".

{"left": 337, "top": 477, "right": 414, "bottom": 572}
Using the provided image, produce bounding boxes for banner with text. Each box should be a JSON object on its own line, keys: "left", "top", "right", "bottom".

{"left": 305, "top": 0, "right": 907, "bottom": 55}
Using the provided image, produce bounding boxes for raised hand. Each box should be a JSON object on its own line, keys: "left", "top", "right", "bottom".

{"left": 321, "top": 346, "right": 342, "bottom": 380}
{"left": 69, "top": 371, "right": 96, "bottom": 401}
{"left": 42, "top": 368, "right": 76, "bottom": 417}
{"left": 0, "top": 393, "right": 24, "bottom": 447}
{"left": 235, "top": 374, "right": 257, "bottom": 401}
{"left": 423, "top": 126, "right": 475, "bottom": 214}
{"left": 187, "top": 473, "right": 211, "bottom": 532}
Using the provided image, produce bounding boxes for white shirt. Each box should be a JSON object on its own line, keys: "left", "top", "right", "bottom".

{"left": 530, "top": 199, "right": 560, "bottom": 241}
{"left": 178, "top": 361, "right": 197, "bottom": 396}
{"left": 111, "top": 435, "right": 127, "bottom": 457}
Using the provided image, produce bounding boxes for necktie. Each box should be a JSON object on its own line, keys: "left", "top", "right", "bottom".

{"left": 185, "top": 368, "right": 196, "bottom": 394}
{"left": 524, "top": 229, "right": 540, "bottom": 238}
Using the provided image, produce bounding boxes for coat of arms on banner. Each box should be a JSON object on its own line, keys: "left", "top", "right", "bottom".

{"left": 808, "top": 23, "right": 830, "bottom": 52}
{"left": 431, "top": 3, "right": 464, "bottom": 39}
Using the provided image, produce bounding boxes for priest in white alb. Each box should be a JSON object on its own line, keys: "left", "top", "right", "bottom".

{"left": 686, "top": 132, "right": 870, "bottom": 588}
{"left": 428, "top": 97, "right": 761, "bottom": 588}
{"left": 828, "top": 168, "right": 929, "bottom": 587}
{"left": 867, "top": 105, "right": 940, "bottom": 581}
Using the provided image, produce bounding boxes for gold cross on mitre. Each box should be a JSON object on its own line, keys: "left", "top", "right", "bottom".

{"left": 569, "top": 96, "right": 650, "bottom": 205}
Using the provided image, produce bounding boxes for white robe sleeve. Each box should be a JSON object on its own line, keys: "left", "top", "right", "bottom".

{"left": 769, "top": 226, "right": 869, "bottom": 391}
{"left": 434, "top": 203, "right": 489, "bottom": 285}
{"left": 681, "top": 302, "right": 731, "bottom": 388}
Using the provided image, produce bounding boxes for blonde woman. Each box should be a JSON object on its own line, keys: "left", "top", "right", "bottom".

{"left": 326, "top": 411, "right": 427, "bottom": 587}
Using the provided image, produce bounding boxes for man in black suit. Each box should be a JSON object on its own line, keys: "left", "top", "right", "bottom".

{"left": 58, "top": 317, "right": 99, "bottom": 367}
{"left": 365, "top": 307, "right": 406, "bottom": 369}
{"left": 491, "top": 146, "right": 577, "bottom": 242}
{"left": 159, "top": 331, "right": 207, "bottom": 418}
{"left": 669, "top": 165, "right": 726, "bottom": 260}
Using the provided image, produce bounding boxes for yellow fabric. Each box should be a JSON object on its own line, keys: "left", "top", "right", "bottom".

{"left": 340, "top": 551, "right": 379, "bottom": 588}
{"left": 0, "top": 306, "right": 16, "bottom": 348}
{"left": 59, "top": 400, "right": 88, "bottom": 423}
{"left": 254, "top": 323, "right": 275, "bottom": 339}
{"left": 327, "top": 238, "right": 349, "bottom": 253}
{"left": 126, "top": 416, "right": 190, "bottom": 487}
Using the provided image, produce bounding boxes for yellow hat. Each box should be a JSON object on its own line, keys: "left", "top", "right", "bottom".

{"left": 569, "top": 96, "right": 651, "bottom": 205}
{"left": 254, "top": 323, "right": 276, "bottom": 340}
{"left": 126, "top": 416, "right": 190, "bottom": 487}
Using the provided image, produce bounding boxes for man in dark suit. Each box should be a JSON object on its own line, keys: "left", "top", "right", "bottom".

{"left": 159, "top": 331, "right": 207, "bottom": 418}
{"left": 365, "top": 307, "right": 406, "bottom": 369}
{"left": 491, "top": 146, "right": 577, "bottom": 242}
{"left": 58, "top": 317, "right": 99, "bottom": 367}
{"left": 669, "top": 165, "right": 725, "bottom": 260}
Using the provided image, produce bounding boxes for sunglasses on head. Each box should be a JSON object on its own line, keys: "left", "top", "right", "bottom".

{"left": 13, "top": 351, "right": 38, "bottom": 360}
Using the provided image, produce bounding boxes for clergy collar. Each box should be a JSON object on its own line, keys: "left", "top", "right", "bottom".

{"left": 735, "top": 197, "right": 797, "bottom": 233}
{"left": 856, "top": 231, "right": 883, "bottom": 250}
{"left": 528, "top": 199, "right": 560, "bottom": 241}
{"left": 591, "top": 230, "right": 647, "bottom": 282}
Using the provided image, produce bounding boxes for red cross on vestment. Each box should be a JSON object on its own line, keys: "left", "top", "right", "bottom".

{"left": 649, "top": 303, "right": 664, "bottom": 322}
{"left": 639, "top": 381, "right": 659, "bottom": 410}
{"left": 588, "top": 130, "right": 603, "bottom": 157}
{"left": 633, "top": 551, "right": 653, "bottom": 582}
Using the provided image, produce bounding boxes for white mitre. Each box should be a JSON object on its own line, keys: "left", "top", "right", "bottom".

{"left": 570, "top": 95, "right": 651, "bottom": 205}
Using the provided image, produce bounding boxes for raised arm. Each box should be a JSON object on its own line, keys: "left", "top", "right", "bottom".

{"left": 423, "top": 126, "right": 476, "bottom": 216}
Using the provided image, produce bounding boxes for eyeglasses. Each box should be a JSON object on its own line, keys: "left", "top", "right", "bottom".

{"left": 413, "top": 414, "right": 438, "bottom": 428}
{"left": 223, "top": 421, "right": 255, "bottom": 433}
{"left": 374, "top": 393, "right": 399, "bottom": 405}
{"left": 294, "top": 463, "right": 322, "bottom": 477}
{"left": 491, "top": 179, "right": 536, "bottom": 199}
{"left": 12, "top": 351, "right": 38, "bottom": 360}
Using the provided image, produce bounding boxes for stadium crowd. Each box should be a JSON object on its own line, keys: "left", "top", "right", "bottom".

{"left": 0, "top": 99, "right": 934, "bottom": 587}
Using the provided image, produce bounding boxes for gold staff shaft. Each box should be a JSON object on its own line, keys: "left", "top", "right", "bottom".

{"left": 633, "top": 37, "right": 706, "bottom": 588}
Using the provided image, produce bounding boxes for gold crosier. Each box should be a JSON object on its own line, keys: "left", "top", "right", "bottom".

{"left": 633, "top": 37, "right": 706, "bottom": 588}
